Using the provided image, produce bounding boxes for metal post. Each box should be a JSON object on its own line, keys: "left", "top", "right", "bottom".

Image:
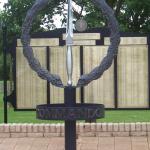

{"left": 80, "top": 46, "right": 84, "bottom": 104}
{"left": 148, "top": 34, "right": 150, "bottom": 108}
{"left": 114, "top": 56, "right": 118, "bottom": 109}
{"left": 64, "top": 86, "right": 76, "bottom": 150}
{"left": 2, "top": 25, "right": 8, "bottom": 123}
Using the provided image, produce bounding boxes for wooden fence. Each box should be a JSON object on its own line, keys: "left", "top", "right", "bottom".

{"left": 11, "top": 28, "right": 150, "bottom": 109}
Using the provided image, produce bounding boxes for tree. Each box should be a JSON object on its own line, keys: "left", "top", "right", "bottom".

{"left": 119, "top": 0, "right": 150, "bottom": 32}
{"left": 0, "top": 0, "right": 65, "bottom": 80}
{"left": 0, "top": 0, "right": 66, "bottom": 39}
{"left": 72, "top": 0, "right": 150, "bottom": 33}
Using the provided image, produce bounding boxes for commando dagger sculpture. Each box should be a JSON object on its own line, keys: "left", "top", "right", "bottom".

{"left": 21, "top": 0, "right": 120, "bottom": 150}
{"left": 21, "top": 0, "right": 120, "bottom": 88}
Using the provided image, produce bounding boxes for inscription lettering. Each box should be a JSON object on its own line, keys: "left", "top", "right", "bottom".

{"left": 37, "top": 106, "right": 104, "bottom": 120}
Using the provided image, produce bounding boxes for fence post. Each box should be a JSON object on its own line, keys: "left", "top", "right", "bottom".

{"left": 2, "top": 24, "right": 8, "bottom": 123}
{"left": 148, "top": 34, "right": 150, "bottom": 109}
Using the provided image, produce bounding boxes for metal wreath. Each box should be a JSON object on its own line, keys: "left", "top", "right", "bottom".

{"left": 21, "top": 0, "right": 120, "bottom": 88}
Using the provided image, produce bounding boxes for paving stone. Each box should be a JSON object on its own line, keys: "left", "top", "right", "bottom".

{"left": 79, "top": 132, "right": 96, "bottom": 137}
{"left": 27, "top": 133, "right": 43, "bottom": 138}
{"left": 44, "top": 133, "right": 61, "bottom": 137}
{"left": 146, "top": 132, "right": 150, "bottom": 136}
{"left": 3, "top": 138, "right": 18, "bottom": 144}
{"left": 60, "top": 132, "right": 64, "bottom": 137}
{"left": 136, "top": 122, "right": 141, "bottom": 131}
{"left": 10, "top": 124, "right": 16, "bottom": 132}
{"left": 124, "top": 123, "right": 130, "bottom": 132}
{"left": 33, "top": 125, "right": 38, "bottom": 133}
{"left": 30, "top": 145, "right": 48, "bottom": 150}
{"left": 33, "top": 138, "right": 50, "bottom": 145}
{"left": 81, "top": 143, "right": 98, "bottom": 150}
{"left": 76, "top": 123, "right": 79, "bottom": 133}
{"left": 14, "top": 144, "right": 31, "bottom": 150}
{"left": 79, "top": 123, "right": 84, "bottom": 133}
{"left": 60, "top": 124, "right": 64, "bottom": 133}
{"left": 21, "top": 124, "right": 27, "bottom": 133}
{"left": 119, "top": 123, "right": 125, "bottom": 131}
{"left": 130, "top": 132, "right": 147, "bottom": 137}
{"left": 147, "top": 137, "right": 150, "bottom": 147}
{"left": 47, "top": 143, "right": 64, "bottom": 150}
{"left": 0, "top": 138, "right": 5, "bottom": 143}
{"left": 3, "top": 124, "right": 10, "bottom": 133}
{"left": 84, "top": 123, "right": 91, "bottom": 132}
{"left": 115, "top": 137, "right": 131, "bottom": 150}
{"left": 131, "top": 137, "right": 149, "bottom": 150}
{"left": 16, "top": 138, "right": 35, "bottom": 145}
{"left": 81, "top": 137, "right": 99, "bottom": 144}
{"left": 11, "top": 133, "right": 27, "bottom": 138}
{"left": 113, "top": 132, "right": 129, "bottom": 137}
{"left": 4, "top": 124, "right": 10, "bottom": 133}
{"left": 0, "top": 136, "right": 149, "bottom": 150}
{"left": 113, "top": 123, "right": 119, "bottom": 132}
{"left": 141, "top": 123, "right": 147, "bottom": 131}
{"left": 102, "top": 123, "right": 107, "bottom": 131}
{"left": 0, "top": 124, "right": 4, "bottom": 132}
{"left": 50, "top": 124, "right": 56, "bottom": 133}
{"left": 132, "top": 137, "right": 148, "bottom": 142}
{"left": 15, "top": 124, "right": 21, "bottom": 132}
{"left": 147, "top": 123, "right": 150, "bottom": 131}
{"left": 0, "top": 133, "right": 10, "bottom": 138}
{"left": 107, "top": 123, "right": 113, "bottom": 132}
{"left": 96, "top": 132, "right": 112, "bottom": 137}
{"left": 44, "top": 124, "right": 50, "bottom": 133}
{"left": 0, "top": 139, "right": 17, "bottom": 150}
{"left": 91, "top": 123, "right": 96, "bottom": 132}
{"left": 38, "top": 124, "right": 44, "bottom": 133}
{"left": 27, "top": 124, "right": 33, "bottom": 133}
{"left": 56, "top": 124, "right": 61, "bottom": 133}
{"left": 99, "top": 137, "right": 114, "bottom": 150}
{"left": 96, "top": 123, "right": 102, "bottom": 132}
{"left": 130, "top": 123, "right": 136, "bottom": 131}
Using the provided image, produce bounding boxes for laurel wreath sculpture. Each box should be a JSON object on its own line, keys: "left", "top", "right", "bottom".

{"left": 21, "top": 0, "right": 120, "bottom": 88}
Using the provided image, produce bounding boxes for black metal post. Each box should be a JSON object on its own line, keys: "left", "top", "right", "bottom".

{"left": 148, "top": 34, "right": 150, "bottom": 108}
{"left": 114, "top": 56, "right": 118, "bottom": 109}
{"left": 46, "top": 46, "right": 50, "bottom": 104}
{"left": 64, "top": 86, "right": 76, "bottom": 150}
{"left": 80, "top": 46, "right": 84, "bottom": 104}
{"left": 2, "top": 25, "right": 8, "bottom": 123}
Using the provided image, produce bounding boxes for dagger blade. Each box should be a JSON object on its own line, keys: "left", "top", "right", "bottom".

{"left": 66, "top": 0, "right": 73, "bottom": 86}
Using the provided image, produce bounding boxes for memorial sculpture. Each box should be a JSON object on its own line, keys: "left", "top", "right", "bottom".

{"left": 21, "top": 0, "right": 120, "bottom": 149}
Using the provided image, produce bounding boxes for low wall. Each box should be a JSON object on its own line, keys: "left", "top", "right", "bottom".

{"left": 0, "top": 122, "right": 150, "bottom": 138}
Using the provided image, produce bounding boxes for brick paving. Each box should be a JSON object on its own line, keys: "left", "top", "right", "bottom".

{"left": 0, "top": 137, "right": 149, "bottom": 150}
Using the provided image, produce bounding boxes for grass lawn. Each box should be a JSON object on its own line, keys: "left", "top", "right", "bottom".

{"left": 0, "top": 92, "right": 150, "bottom": 123}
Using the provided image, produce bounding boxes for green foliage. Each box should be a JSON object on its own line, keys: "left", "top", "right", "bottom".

{"left": 119, "top": 0, "right": 150, "bottom": 32}
{"left": 0, "top": 0, "right": 65, "bottom": 80}
{"left": 1, "top": 0, "right": 66, "bottom": 37}
{"left": 75, "top": 0, "right": 150, "bottom": 33}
